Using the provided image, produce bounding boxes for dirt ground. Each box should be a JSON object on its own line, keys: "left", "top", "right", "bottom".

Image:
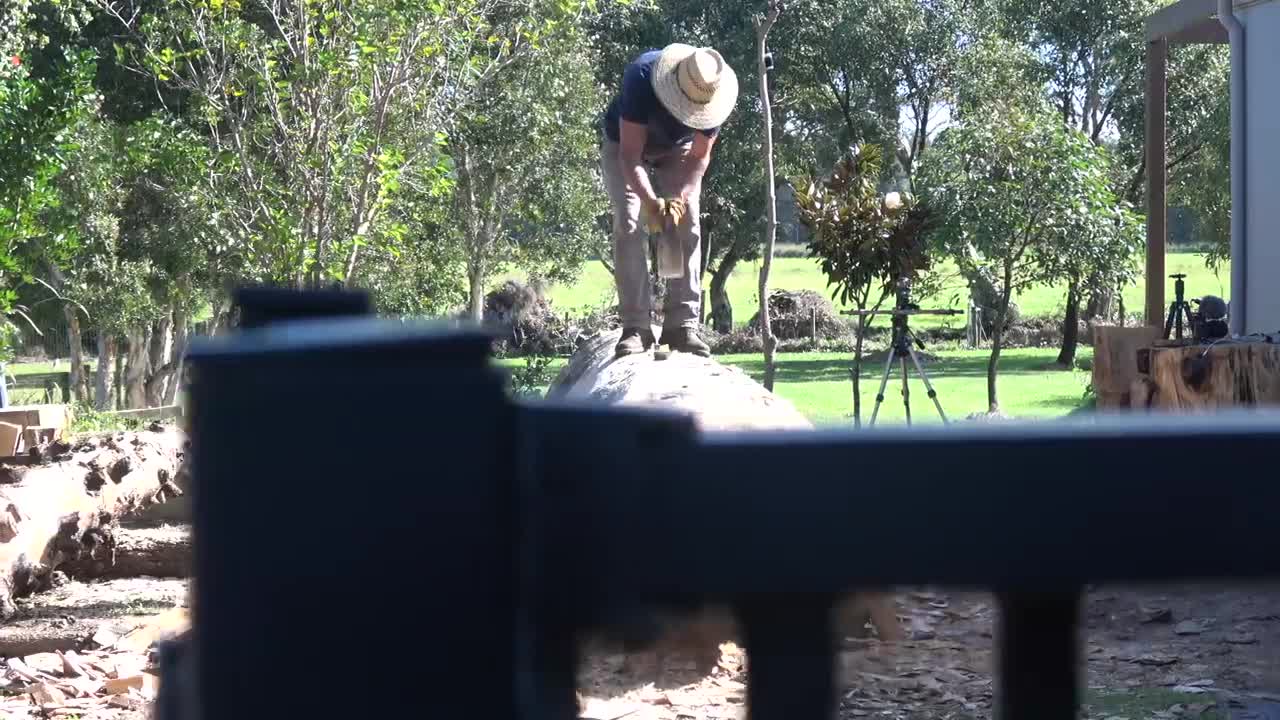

{"left": 578, "top": 584, "right": 1280, "bottom": 720}
{"left": 6, "top": 575, "right": 1280, "bottom": 719}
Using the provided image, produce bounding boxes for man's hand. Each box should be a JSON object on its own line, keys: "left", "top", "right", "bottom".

{"left": 643, "top": 198, "right": 667, "bottom": 234}
{"left": 664, "top": 197, "right": 687, "bottom": 228}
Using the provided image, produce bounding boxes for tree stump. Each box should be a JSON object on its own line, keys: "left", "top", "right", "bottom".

{"left": 1092, "top": 326, "right": 1162, "bottom": 410}
{"left": 1145, "top": 342, "right": 1280, "bottom": 411}
{"left": 549, "top": 330, "right": 901, "bottom": 678}
{"left": 0, "top": 428, "right": 186, "bottom": 618}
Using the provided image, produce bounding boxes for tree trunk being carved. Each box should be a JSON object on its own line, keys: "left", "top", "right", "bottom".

{"left": 549, "top": 330, "right": 902, "bottom": 676}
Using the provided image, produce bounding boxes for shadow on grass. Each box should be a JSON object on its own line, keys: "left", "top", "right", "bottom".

{"left": 723, "top": 352, "right": 1083, "bottom": 385}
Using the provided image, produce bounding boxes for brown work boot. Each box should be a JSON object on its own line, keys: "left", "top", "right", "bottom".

{"left": 660, "top": 327, "right": 711, "bottom": 357}
{"left": 615, "top": 327, "right": 656, "bottom": 358}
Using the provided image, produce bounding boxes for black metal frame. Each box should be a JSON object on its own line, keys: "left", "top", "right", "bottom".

{"left": 174, "top": 289, "right": 1280, "bottom": 720}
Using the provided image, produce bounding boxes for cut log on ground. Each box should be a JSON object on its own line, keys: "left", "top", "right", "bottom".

{"left": 549, "top": 329, "right": 902, "bottom": 680}
{"left": 0, "top": 428, "right": 187, "bottom": 619}
{"left": 59, "top": 525, "right": 191, "bottom": 581}
{"left": 1144, "top": 341, "right": 1280, "bottom": 411}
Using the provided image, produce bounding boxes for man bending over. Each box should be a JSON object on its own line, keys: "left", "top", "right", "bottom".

{"left": 600, "top": 43, "right": 739, "bottom": 358}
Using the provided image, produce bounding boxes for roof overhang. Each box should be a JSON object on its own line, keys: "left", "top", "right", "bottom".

{"left": 1145, "top": 0, "right": 1231, "bottom": 44}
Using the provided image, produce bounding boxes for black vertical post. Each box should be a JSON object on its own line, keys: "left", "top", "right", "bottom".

{"left": 742, "top": 595, "right": 836, "bottom": 720}
{"left": 996, "top": 590, "right": 1083, "bottom": 720}
{"left": 186, "top": 298, "right": 513, "bottom": 720}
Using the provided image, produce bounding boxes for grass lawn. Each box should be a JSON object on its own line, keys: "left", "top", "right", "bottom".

{"left": 498, "top": 346, "right": 1092, "bottom": 426}
{"left": 501, "top": 251, "right": 1227, "bottom": 329}
{"left": 5, "top": 361, "right": 79, "bottom": 375}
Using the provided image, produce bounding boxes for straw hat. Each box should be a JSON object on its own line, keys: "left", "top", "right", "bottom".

{"left": 651, "top": 44, "right": 739, "bottom": 130}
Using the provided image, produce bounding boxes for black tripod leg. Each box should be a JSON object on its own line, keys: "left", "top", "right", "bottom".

{"left": 901, "top": 356, "right": 912, "bottom": 427}
{"left": 1164, "top": 303, "right": 1177, "bottom": 340}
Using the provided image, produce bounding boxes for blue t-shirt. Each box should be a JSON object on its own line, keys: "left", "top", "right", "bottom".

{"left": 603, "top": 49, "right": 720, "bottom": 149}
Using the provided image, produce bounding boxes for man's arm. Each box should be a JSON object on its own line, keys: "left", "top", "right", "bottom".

{"left": 672, "top": 132, "right": 716, "bottom": 202}
{"left": 618, "top": 119, "right": 663, "bottom": 221}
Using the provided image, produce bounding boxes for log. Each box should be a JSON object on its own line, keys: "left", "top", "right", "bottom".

{"left": 1147, "top": 341, "right": 1280, "bottom": 411}
{"left": 548, "top": 329, "right": 811, "bottom": 431}
{"left": 549, "top": 330, "right": 902, "bottom": 677}
{"left": 0, "top": 427, "right": 187, "bottom": 619}
{"left": 59, "top": 525, "right": 191, "bottom": 580}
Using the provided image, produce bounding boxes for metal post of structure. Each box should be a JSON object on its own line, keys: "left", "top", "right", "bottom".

{"left": 1145, "top": 37, "right": 1168, "bottom": 328}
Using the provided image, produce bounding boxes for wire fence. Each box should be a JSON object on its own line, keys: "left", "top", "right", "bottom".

{"left": 4, "top": 313, "right": 218, "bottom": 411}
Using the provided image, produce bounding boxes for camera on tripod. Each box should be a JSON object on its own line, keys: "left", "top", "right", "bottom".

{"left": 844, "top": 276, "right": 964, "bottom": 427}
{"left": 1164, "top": 273, "right": 1229, "bottom": 343}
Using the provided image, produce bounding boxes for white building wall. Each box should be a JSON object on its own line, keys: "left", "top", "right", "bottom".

{"left": 1241, "top": 0, "right": 1280, "bottom": 333}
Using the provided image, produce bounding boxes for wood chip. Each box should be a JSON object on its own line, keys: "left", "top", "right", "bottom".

{"left": 104, "top": 673, "right": 158, "bottom": 698}
{"left": 57, "top": 651, "right": 93, "bottom": 679}
{"left": 6, "top": 657, "right": 40, "bottom": 683}
{"left": 105, "top": 654, "right": 147, "bottom": 680}
{"left": 29, "top": 681, "right": 67, "bottom": 708}
{"left": 63, "top": 676, "right": 105, "bottom": 698}
{"left": 116, "top": 607, "right": 190, "bottom": 654}
{"left": 91, "top": 627, "right": 120, "bottom": 649}
{"left": 108, "top": 694, "right": 147, "bottom": 711}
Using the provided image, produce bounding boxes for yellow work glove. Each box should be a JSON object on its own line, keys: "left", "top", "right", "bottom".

{"left": 644, "top": 199, "right": 668, "bottom": 234}
{"left": 664, "top": 197, "right": 687, "bottom": 228}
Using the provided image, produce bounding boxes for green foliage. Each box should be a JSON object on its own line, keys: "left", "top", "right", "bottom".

{"left": 921, "top": 104, "right": 1132, "bottom": 408}
{"left": 507, "top": 352, "right": 556, "bottom": 399}
{"left": 792, "top": 143, "right": 934, "bottom": 313}
{"left": 922, "top": 106, "right": 1130, "bottom": 300}
{"left": 0, "top": 33, "right": 99, "bottom": 356}
{"left": 952, "top": 34, "right": 1047, "bottom": 120}
{"left": 110, "top": 0, "right": 597, "bottom": 289}
{"left": 449, "top": 23, "right": 604, "bottom": 316}
{"left": 68, "top": 404, "right": 146, "bottom": 434}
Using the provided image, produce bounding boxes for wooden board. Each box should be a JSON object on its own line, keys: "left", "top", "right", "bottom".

{"left": 0, "top": 422, "right": 22, "bottom": 458}
{"left": 1092, "top": 326, "right": 1162, "bottom": 409}
{"left": 1145, "top": 342, "right": 1280, "bottom": 411}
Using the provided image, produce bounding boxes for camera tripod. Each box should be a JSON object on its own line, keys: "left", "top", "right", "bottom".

{"left": 868, "top": 313, "right": 949, "bottom": 427}
{"left": 1164, "top": 273, "right": 1196, "bottom": 341}
{"left": 846, "top": 284, "right": 965, "bottom": 427}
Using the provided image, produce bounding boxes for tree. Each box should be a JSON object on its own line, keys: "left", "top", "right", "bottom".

{"left": 1003, "top": 0, "right": 1229, "bottom": 342}
{"left": 99, "top": 0, "right": 589, "bottom": 289}
{"left": 921, "top": 104, "right": 1128, "bottom": 413}
{"left": 793, "top": 143, "right": 934, "bottom": 427}
{"left": 0, "top": 15, "right": 99, "bottom": 356}
{"left": 447, "top": 35, "right": 602, "bottom": 322}
{"left": 755, "top": 0, "right": 782, "bottom": 391}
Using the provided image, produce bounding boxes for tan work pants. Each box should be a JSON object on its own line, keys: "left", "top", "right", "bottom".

{"left": 600, "top": 141, "right": 702, "bottom": 331}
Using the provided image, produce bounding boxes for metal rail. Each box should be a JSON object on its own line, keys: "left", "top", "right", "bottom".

{"left": 171, "top": 288, "right": 1280, "bottom": 720}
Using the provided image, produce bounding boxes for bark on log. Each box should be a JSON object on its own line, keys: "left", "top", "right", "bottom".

{"left": 59, "top": 525, "right": 190, "bottom": 580}
{"left": 550, "top": 330, "right": 902, "bottom": 676}
{"left": 1147, "top": 342, "right": 1280, "bottom": 411}
{"left": 0, "top": 428, "right": 187, "bottom": 619}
